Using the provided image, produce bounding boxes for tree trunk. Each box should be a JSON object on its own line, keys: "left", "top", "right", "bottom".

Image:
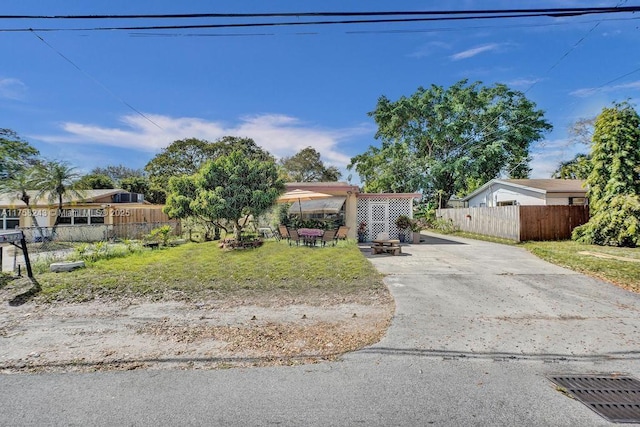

{"left": 234, "top": 220, "right": 242, "bottom": 241}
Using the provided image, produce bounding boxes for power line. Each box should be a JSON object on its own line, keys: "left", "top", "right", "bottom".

{"left": 0, "top": 6, "right": 638, "bottom": 20}
{"left": 1, "top": 7, "right": 639, "bottom": 32}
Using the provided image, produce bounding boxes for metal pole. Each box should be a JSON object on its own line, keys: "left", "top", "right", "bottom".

{"left": 20, "top": 237, "right": 33, "bottom": 278}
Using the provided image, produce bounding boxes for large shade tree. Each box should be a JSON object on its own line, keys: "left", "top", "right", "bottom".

{"left": 349, "top": 80, "right": 552, "bottom": 206}
{"left": 77, "top": 173, "right": 115, "bottom": 189}
{"left": 164, "top": 149, "right": 284, "bottom": 241}
{"left": 146, "top": 136, "right": 273, "bottom": 203}
{"left": 573, "top": 102, "right": 640, "bottom": 247}
{"left": 0, "top": 129, "right": 39, "bottom": 179}
{"left": 279, "top": 147, "right": 341, "bottom": 182}
{"left": 90, "top": 164, "right": 145, "bottom": 183}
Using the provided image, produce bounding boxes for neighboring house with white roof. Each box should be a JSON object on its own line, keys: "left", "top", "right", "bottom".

{"left": 463, "top": 179, "right": 588, "bottom": 208}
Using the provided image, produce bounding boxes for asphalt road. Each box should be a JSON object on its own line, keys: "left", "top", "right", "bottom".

{"left": 2, "top": 232, "right": 640, "bottom": 426}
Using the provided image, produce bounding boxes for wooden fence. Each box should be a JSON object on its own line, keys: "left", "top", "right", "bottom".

{"left": 111, "top": 206, "right": 173, "bottom": 225}
{"left": 437, "top": 205, "right": 590, "bottom": 242}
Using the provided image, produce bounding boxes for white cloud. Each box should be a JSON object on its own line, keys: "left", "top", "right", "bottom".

{"left": 450, "top": 43, "right": 501, "bottom": 61}
{"left": 34, "top": 113, "right": 373, "bottom": 168}
{"left": 504, "top": 78, "right": 543, "bottom": 88}
{"left": 408, "top": 41, "right": 451, "bottom": 59}
{"left": 0, "top": 77, "right": 26, "bottom": 100}
{"left": 570, "top": 80, "right": 640, "bottom": 97}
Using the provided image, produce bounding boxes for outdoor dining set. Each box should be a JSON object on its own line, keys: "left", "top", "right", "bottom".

{"left": 277, "top": 225, "right": 349, "bottom": 247}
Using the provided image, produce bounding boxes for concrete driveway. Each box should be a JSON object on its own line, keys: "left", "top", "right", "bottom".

{"left": 357, "top": 232, "right": 640, "bottom": 362}
{"left": 2, "top": 233, "right": 640, "bottom": 426}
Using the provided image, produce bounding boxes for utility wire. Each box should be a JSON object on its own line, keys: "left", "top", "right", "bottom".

{"left": 1, "top": 7, "right": 639, "bottom": 32}
{"left": 1, "top": 6, "right": 638, "bottom": 20}
{"left": 30, "top": 30, "right": 163, "bottom": 130}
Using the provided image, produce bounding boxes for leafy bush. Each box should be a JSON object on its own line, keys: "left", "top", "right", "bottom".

{"left": 573, "top": 195, "right": 640, "bottom": 247}
{"left": 147, "top": 225, "right": 173, "bottom": 246}
{"left": 432, "top": 218, "right": 459, "bottom": 234}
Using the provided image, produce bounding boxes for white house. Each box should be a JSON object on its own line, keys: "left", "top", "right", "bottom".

{"left": 463, "top": 179, "right": 587, "bottom": 208}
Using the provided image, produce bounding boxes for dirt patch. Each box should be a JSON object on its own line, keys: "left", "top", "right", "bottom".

{"left": 0, "top": 281, "right": 394, "bottom": 373}
{"left": 578, "top": 251, "right": 640, "bottom": 263}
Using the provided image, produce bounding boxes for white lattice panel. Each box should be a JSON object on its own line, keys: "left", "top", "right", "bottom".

{"left": 357, "top": 197, "right": 413, "bottom": 241}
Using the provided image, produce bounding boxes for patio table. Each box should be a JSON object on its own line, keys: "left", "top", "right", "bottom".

{"left": 297, "top": 228, "right": 324, "bottom": 246}
{"left": 371, "top": 239, "right": 402, "bottom": 255}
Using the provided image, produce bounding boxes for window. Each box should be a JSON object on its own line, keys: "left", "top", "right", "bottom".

{"left": 569, "top": 197, "right": 586, "bottom": 206}
{"left": 55, "top": 208, "right": 103, "bottom": 225}
{"left": 1, "top": 208, "right": 20, "bottom": 230}
{"left": 90, "top": 209, "right": 105, "bottom": 224}
{"left": 497, "top": 200, "right": 516, "bottom": 206}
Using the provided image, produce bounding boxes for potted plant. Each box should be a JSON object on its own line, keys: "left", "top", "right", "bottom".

{"left": 357, "top": 221, "right": 367, "bottom": 243}
{"left": 395, "top": 215, "right": 411, "bottom": 242}
{"left": 410, "top": 219, "right": 423, "bottom": 244}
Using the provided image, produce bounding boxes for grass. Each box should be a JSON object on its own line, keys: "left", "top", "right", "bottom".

{"left": 34, "top": 240, "right": 385, "bottom": 303}
{"left": 522, "top": 240, "right": 640, "bottom": 292}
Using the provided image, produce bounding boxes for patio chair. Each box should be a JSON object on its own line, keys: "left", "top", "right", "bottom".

{"left": 270, "top": 226, "right": 280, "bottom": 241}
{"left": 321, "top": 229, "right": 337, "bottom": 247}
{"left": 278, "top": 225, "right": 290, "bottom": 242}
{"left": 335, "top": 226, "right": 349, "bottom": 241}
{"left": 288, "top": 228, "right": 301, "bottom": 246}
{"left": 258, "top": 227, "right": 274, "bottom": 239}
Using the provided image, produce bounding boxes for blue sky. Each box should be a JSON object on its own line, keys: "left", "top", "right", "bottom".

{"left": 2, "top": 1, "right": 639, "bottom": 184}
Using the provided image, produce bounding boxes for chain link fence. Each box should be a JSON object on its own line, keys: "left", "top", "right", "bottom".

{"left": 1, "top": 222, "right": 181, "bottom": 275}
{"left": 19, "top": 222, "right": 181, "bottom": 243}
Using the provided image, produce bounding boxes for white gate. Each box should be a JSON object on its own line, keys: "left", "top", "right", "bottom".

{"left": 368, "top": 202, "right": 388, "bottom": 240}
{"left": 357, "top": 195, "right": 414, "bottom": 242}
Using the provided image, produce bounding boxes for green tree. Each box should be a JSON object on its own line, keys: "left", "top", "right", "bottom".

{"left": 31, "top": 160, "right": 85, "bottom": 233}
{"left": 164, "top": 149, "right": 284, "bottom": 241}
{"left": 77, "top": 173, "right": 115, "bottom": 189}
{"left": 573, "top": 102, "right": 640, "bottom": 247}
{"left": 552, "top": 153, "right": 593, "bottom": 179}
{"left": 349, "top": 80, "right": 552, "bottom": 206}
{"left": 0, "top": 129, "right": 40, "bottom": 179}
{"left": 279, "top": 147, "right": 341, "bottom": 182}
{"left": 120, "top": 176, "right": 150, "bottom": 196}
{"left": 146, "top": 136, "right": 273, "bottom": 202}
{"left": 90, "top": 164, "right": 144, "bottom": 183}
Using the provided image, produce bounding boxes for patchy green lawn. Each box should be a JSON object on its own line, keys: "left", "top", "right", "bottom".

{"left": 523, "top": 240, "right": 640, "bottom": 292}
{"left": 35, "top": 240, "right": 386, "bottom": 304}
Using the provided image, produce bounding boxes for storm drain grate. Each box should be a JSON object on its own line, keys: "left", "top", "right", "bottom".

{"left": 549, "top": 375, "right": 640, "bottom": 423}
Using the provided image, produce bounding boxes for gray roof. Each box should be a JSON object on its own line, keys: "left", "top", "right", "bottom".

{"left": 0, "top": 189, "right": 127, "bottom": 206}
{"left": 501, "top": 179, "right": 587, "bottom": 193}
{"left": 463, "top": 179, "right": 587, "bottom": 201}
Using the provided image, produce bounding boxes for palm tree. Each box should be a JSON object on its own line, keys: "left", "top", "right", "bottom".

{"left": 30, "top": 160, "right": 85, "bottom": 235}
{"left": 0, "top": 168, "right": 51, "bottom": 241}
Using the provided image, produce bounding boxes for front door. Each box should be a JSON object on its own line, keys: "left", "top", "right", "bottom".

{"left": 368, "top": 202, "right": 389, "bottom": 240}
